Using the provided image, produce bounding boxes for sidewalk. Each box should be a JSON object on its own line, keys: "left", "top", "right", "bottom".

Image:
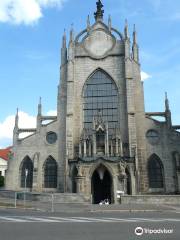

{"left": 45, "top": 202, "right": 180, "bottom": 213}
{"left": 0, "top": 200, "right": 179, "bottom": 213}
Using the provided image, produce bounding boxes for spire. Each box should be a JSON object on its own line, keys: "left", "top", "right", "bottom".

{"left": 164, "top": 92, "right": 172, "bottom": 128}
{"left": 132, "top": 24, "right": 139, "bottom": 62}
{"left": 15, "top": 108, "right": 19, "bottom": 128}
{"left": 108, "top": 15, "right": 112, "bottom": 31}
{"left": 165, "top": 92, "right": 170, "bottom": 111}
{"left": 37, "top": 97, "right": 42, "bottom": 131}
{"left": 94, "top": 0, "right": 104, "bottom": 21}
{"left": 38, "top": 97, "right": 42, "bottom": 116}
{"left": 62, "top": 29, "right": 66, "bottom": 48}
{"left": 133, "top": 24, "right": 137, "bottom": 44}
{"left": 61, "top": 29, "right": 67, "bottom": 65}
{"left": 87, "top": 15, "right": 91, "bottom": 31}
{"left": 124, "top": 19, "right": 129, "bottom": 39}
{"left": 13, "top": 108, "right": 19, "bottom": 145}
{"left": 70, "top": 24, "right": 74, "bottom": 43}
{"left": 124, "top": 19, "right": 130, "bottom": 58}
{"left": 68, "top": 24, "right": 75, "bottom": 60}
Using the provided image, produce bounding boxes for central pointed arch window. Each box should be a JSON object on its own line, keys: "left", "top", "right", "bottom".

{"left": 83, "top": 70, "right": 118, "bottom": 135}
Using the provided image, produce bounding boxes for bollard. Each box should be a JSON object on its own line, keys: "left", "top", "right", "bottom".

{"left": 116, "top": 190, "right": 124, "bottom": 204}
{"left": 51, "top": 194, "right": 54, "bottom": 213}
{"left": 14, "top": 192, "right": 17, "bottom": 208}
{"left": 24, "top": 191, "right": 26, "bottom": 209}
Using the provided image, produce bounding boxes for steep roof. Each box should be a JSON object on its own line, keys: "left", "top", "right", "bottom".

{"left": 0, "top": 147, "right": 12, "bottom": 161}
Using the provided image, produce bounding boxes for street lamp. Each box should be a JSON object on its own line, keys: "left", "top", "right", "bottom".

{"left": 24, "top": 168, "right": 28, "bottom": 208}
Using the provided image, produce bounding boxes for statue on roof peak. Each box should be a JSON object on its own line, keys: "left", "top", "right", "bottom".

{"left": 94, "top": 0, "right": 104, "bottom": 21}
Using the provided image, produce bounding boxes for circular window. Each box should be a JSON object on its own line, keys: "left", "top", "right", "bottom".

{"left": 146, "top": 130, "right": 159, "bottom": 145}
{"left": 46, "top": 132, "right": 57, "bottom": 144}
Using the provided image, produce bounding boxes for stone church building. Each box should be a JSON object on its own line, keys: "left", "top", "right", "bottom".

{"left": 6, "top": 1, "right": 180, "bottom": 203}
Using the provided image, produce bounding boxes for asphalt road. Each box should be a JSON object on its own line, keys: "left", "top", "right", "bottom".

{"left": 0, "top": 208, "right": 180, "bottom": 240}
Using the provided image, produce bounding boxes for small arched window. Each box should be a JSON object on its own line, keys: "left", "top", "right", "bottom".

{"left": 20, "top": 156, "right": 33, "bottom": 188}
{"left": 148, "top": 155, "right": 164, "bottom": 188}
{"left": 44, "top": 156, "right": 57, "bottom": 188}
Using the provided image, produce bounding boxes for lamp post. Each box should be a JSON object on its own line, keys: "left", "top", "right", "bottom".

{"left": 24, "top": 168, "right": 28, "bottom": 208}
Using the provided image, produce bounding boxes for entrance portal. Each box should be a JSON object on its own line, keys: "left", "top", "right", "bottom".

{"left": 91, "top": 166, "right": 112, "bottom": 204}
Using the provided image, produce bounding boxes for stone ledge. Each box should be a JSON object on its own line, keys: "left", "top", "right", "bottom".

{"left": 120, "top": 195, "right": 180, "bottom": 205}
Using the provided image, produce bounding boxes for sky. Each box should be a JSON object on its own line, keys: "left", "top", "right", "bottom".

{"left": 0, "top": 0, "right": 180, "bottom": 148}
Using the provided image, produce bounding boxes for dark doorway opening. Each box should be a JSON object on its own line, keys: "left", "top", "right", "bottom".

{"left": 91, "top": 166, "right": 112, "bottom": 204}
{"left": 72, "top": 167, "right": 78, "bottom": 193}
{"left": 126, "top": 168, "right": 131, "bottom": 195}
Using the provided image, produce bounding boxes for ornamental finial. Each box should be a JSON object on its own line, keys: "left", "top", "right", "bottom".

{"left": 38, "top": 97, "right": 42, "bottom": 116}
{"left": 15, "top": 108, "right": 19, "bottom": 128}
{"left": 124, "top": 19, "right": 129, "bottom": 39}
{"left": 133, "top": 24, "right": 137, "bottom": 44}
{"left": 165, "top": 92, "right": 170, "bottom": 111}
{"left": 94, "top": 0, "right": 104, "bottom": 21}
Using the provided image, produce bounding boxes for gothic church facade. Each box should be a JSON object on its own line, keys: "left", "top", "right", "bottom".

{"left": 6, "top": 1, "right": 180, "bottom": 203}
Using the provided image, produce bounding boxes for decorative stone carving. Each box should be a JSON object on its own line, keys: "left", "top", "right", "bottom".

{"left": 118, "top": 161, "right": 126, "bottom": 180}
{"left": 94, "top": 0, "right": 104, "bottom": 21}
{"left": 83, "top": 29, "right": 116, "bottom": 59}
{"left": 77, "top": 165, "right": 83, "bottom": 177}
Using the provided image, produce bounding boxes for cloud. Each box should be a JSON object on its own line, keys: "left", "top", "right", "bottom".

{"left": 0, "top": 109, "right": 57, "bottom": 147}
{"left": 0, "top": 111, "right": 36, "bottom": 141}
{"left": 141, "top": 71, "right": 152, "bottom": 81}
{"left": 47, "top": 110, "right": 57, "bottom": 116}
{"left": 0, "top": 0, "right": 66, "bottom": 25}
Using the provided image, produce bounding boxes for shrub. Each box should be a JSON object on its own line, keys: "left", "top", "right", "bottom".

{"left": 0, "top": 176, "right": 4, "bottom": 187}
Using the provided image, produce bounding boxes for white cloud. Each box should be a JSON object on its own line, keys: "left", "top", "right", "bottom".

{"left": 0, "top": 0, "right": 66, "bottom": 25}
{"left": 47, "top": 110, "right": 57, "bottom": 116}
{"left": 0, "top": 109, "right": 57, "bottom": 146}
{"left": 37, "top": 0, "right": 64, "bottom": 7}
{"left": 0, "top": 111, "right": 36, "bottom": 140}
{"left": 141, "top": 71, "right": 152, "bottom": 81}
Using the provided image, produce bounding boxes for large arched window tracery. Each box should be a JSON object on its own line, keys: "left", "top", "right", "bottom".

{"left": 83, "top": 70, "right": 118, "bottom": 136}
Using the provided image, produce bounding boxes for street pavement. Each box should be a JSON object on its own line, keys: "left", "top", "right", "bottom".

{"left": 0, "top": 205, "right": 180, "bottom": 240}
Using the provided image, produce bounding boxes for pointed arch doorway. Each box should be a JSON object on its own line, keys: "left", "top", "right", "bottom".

{"left": 91, "top": 165, "right": 113, "bottom": 204}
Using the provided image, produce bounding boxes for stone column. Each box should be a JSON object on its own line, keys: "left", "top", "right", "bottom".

{"left": 110, "top": 139, "right": 113, "bottom": 156}
{"left": 116, "top": 138, "right": 119, "bottom": 156}
{"left": 106, "top": 128, "right": 109, "bottom": 156}
{"left": 105, "top": 135, "right": 107, "bottom": 155}
{"left": 76, "top": 177, "right": 81, "bottom": 193}
{"left": 93, "top": 132, "right": 96, "bottom": 156}
{"left": 79, "top": 141, "right": 82, "bottom": 157}
{"left": 32, "top": 152, "right": 39, "bottom": 191}
{"left": 120, "top": 141, "right": 123, "bottom": 156}
{"left": 84, "top": 139, "right": 87, "bottom": 157}
{"left": 88, "top": 141, "right": 92, "bottom": 157}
